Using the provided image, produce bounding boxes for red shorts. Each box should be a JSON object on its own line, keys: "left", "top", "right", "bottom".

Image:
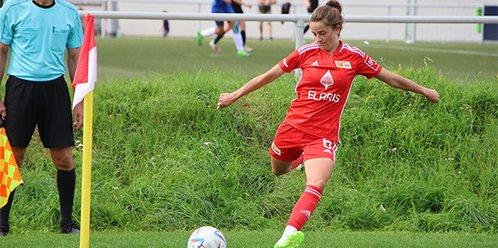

{"left": 269, "top": 122, "right": 339, "bottom": 162}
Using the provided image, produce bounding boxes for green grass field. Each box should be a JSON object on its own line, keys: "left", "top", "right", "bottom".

{"left": 1, "top": 38, "right": 497, "bottom": 247}
{"left": 1, "top": 231, "right": 497, "bottom": 248}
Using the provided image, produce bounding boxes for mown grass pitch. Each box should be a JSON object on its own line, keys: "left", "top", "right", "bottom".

{"left": 97, "top": 37, "right": 498, "bottom": 81}
{"left": 0, "top": 38, "right": 496, "bottom": 247}
{"left": 1, "top": 230, "right": 497, "bottom": 247}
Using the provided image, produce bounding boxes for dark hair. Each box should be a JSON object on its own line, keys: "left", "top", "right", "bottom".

{"left": 310, "top": 0, "right": 343, "bottom": 30}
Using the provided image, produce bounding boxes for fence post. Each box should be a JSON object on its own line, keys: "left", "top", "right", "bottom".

{"left": 405, "top": 0, "right": 416, "bottom": 43}
{"left": 387, "top": 6, "right": 392, "bottom": 42}
{"left": 107, "top": 0, "right": 119, "bottom": 37}
{"left": 197, "top": 3, "right": 202, "bottom": 31}
{"left": 294, "top": 19, "right": 305, "bottom": 79}
{"left": 413, "top": 1, "right": 417, "bottom": 43}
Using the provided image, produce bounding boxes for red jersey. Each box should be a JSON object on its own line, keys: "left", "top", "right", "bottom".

{"left": 278, "top": 41, "right": 382, "bottom": 142}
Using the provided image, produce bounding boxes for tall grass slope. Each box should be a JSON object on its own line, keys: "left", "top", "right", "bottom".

{"left": 11, "top": 68, "right": 497, "bottom": 233}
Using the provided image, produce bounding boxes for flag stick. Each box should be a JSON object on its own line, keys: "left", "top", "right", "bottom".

{"left": 79, "top": 92, "right": 94, "bottom": 248}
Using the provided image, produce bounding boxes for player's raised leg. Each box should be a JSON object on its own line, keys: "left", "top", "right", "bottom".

{"left": 275, "top": 157, "right": 334, "bottom": 248}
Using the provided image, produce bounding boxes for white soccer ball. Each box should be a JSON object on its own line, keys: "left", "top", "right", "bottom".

{"left": 187, "top": 226, "right": 227, "bottom": 248}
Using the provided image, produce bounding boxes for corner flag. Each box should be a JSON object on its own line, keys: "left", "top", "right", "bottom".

{"left": 72, "top": 14, "right": 97, "bottom": 108}
{"left": 72, "top": 14, "right": 96, "bottom": 248}
{"left": 0, "top": 126, "right": 22, "bottom": 208}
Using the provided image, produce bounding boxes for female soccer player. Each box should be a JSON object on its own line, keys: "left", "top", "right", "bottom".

{"left": 217, "top": 1, "right": 439, "bottom": 247}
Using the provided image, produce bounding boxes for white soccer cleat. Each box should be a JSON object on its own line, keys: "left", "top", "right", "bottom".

{"left": 209, "top": 40, "right": 221, "bottom": 52}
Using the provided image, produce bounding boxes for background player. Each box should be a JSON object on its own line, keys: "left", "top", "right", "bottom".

{"left": 196, "top": 0, "right": 249, "bottom": 57}
{"left": 258, "top": 0, "right": 276, "bottom": 40}
{"left": 232, "top": 0, "right": 253, "bottom": 52}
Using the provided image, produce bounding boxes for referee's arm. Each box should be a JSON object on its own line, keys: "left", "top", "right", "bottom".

{"left": 0, "top": 43, "right": 9, "bottom": 119}
{"left": 67, "top": 47, "right": 80, "bottom": 83}
{"left": 67, "top": 47, "right": 84, "bottom": 129}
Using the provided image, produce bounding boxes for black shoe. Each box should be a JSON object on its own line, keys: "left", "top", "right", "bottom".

{"left": 61, "top": 222, "right": 80, "bottom": 234}
{"left": 0, "top": 226, "right": 9, "bottom": 237}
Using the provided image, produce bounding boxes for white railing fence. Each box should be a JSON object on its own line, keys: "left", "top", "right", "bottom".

{"left": 72, "top": 1, "right": 495, "bottom": 42}
{"left": 81, "top": 11, "right": 498, "bottom": 48}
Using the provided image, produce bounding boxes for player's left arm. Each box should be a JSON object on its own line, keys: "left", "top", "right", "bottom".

{"left": 376, "top": 68, "right": 440, "bottom": 103}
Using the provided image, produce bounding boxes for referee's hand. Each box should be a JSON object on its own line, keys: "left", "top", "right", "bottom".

{"left": 0, "top": 100, "right": 6, "bottom": 120}
{"left": 73, "top": 101, "right": 83, "bottom": 129}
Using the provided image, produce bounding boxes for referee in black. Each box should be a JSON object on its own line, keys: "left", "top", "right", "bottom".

{"left": 0, "top": 0, "right": 83, "bottom": 236}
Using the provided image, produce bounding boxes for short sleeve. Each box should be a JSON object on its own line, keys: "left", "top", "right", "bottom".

{"left": 0, "top": 8, "right": 13, "bottom": 45}
{"left": 356, "top": 54, "right": 382, "bottom": 79}
{"left": 278, "top": 50, "right": 301, "bottom": 73}
{"left": 67, "top": 11, "right": 83, "bottom": 49}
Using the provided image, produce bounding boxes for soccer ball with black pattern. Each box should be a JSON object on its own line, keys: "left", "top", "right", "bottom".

{"left": 187, "top": 226, "right": 227, "bottom": 248}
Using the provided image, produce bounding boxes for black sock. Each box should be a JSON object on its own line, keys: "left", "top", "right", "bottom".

{"left": 241, "top": 30, "right": 246, "bottom": 46}
{"left": 57, "top": 169, "right": 76, "bottom": 226}
{"left": 213, "top": 32, "right": 226, "bottom": 44}
{"left": 0, "top": 190, "right": 15, "bottom": 230}
{"left": 304, "top": 25, "right": 310, "bottom": 34}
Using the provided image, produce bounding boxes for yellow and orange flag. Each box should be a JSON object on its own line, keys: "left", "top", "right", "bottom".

{"left": 0, "top": 127, "right": 22, "bottom": 208}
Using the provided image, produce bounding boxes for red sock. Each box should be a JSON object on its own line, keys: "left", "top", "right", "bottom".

{"left": 290, "top": 153, "right": 304, "bottom": 170}
{"left": 287, "top": 185, "right": 323, "bottom": 230}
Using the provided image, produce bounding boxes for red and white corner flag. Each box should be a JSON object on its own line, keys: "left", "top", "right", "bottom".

{"left": 72, "top": 14, "right": 97, "bottom": 108}
{"left": 73, "top": 14, "right": 97, "bottom": 248}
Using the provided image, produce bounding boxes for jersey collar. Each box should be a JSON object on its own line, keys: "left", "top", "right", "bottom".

{"left": 32, "top": 0, "right": 56, "bottom": 9}
{"left": 320, "top": 40, "right": 343, "bottom": 56}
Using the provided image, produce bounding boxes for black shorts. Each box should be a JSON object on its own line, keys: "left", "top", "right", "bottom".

{"left": 4, "top": 76, "right": 74, "bottom": 148}
{"left": 232, "top": 4, "right": 243, "bottom": 14}
{"left": 258, "top": 4, "right": 271, "bottom": 14}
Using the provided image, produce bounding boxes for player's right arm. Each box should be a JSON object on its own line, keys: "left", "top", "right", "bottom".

{"left": 0, "top": 44, "right": 9, "bottom": 119}
{"left": 217, "top": 64, "right": 285, "bottom": 109}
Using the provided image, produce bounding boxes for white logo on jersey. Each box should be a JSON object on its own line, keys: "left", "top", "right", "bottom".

{"left": 320, "top": 70, "right": 334, "bottom": 90}
{"left": 282, "top": 58, "right": 289, "bottom": 67}
{"left": 311, "top": 60, "right": 319, "bottom": 67}
{"left": 307, "top": 91, "right": 340, "bottom": 103}
{"left": 335, "top": 60, "right": 352, "bottom": 69}
{"left": 364, "top": 56, "right": 379, "bottom": 71}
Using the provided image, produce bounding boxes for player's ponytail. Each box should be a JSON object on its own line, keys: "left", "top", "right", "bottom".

{"left": 310, "top": 0, "right": 343, "bottom": 30}
{"left": 325, "top": 0, "right": 342, "bottom": 14}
